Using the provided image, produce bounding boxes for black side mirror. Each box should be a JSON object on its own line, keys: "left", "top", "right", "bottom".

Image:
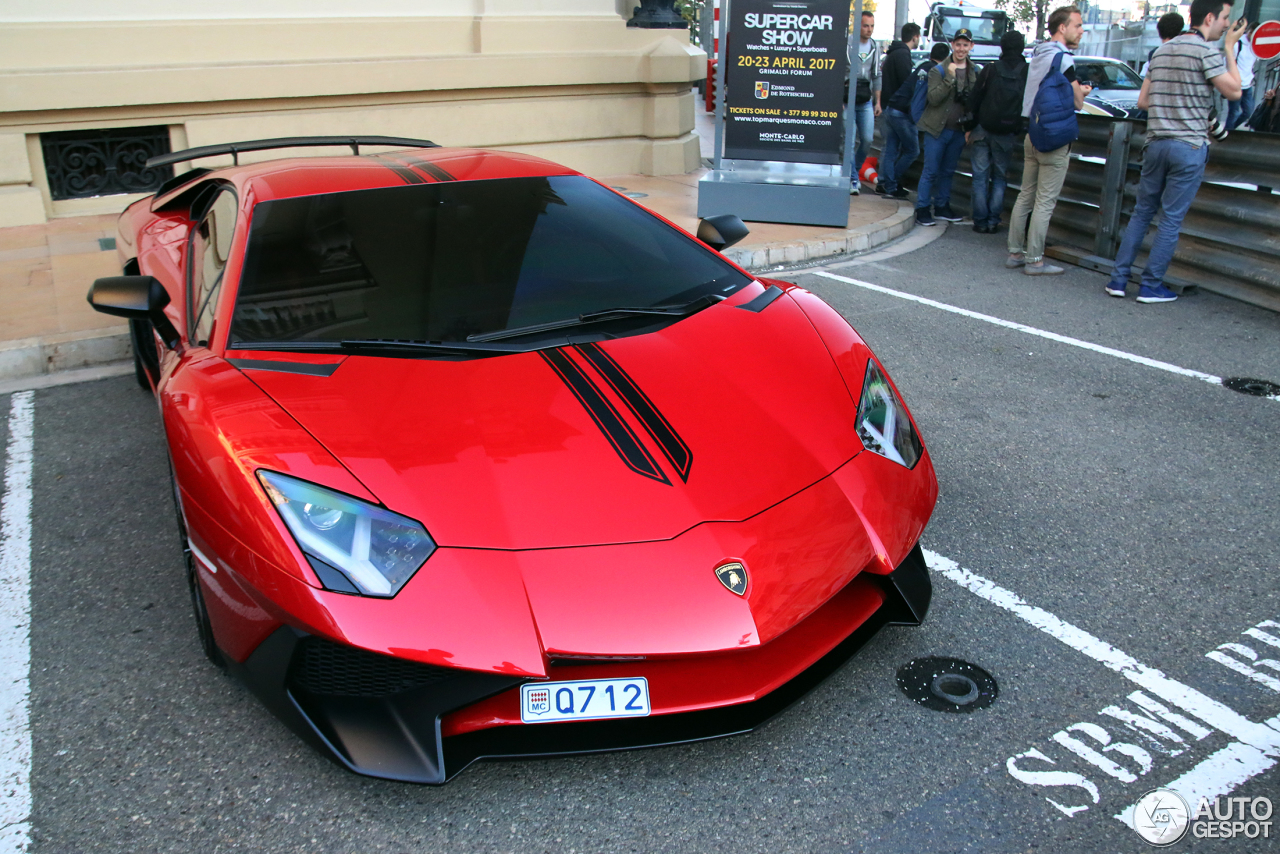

{"left": 88, "top": 276, "right": 181, "bottom": 349}
{"left": 697, "top": 215, "right": 750, "bottom": 252}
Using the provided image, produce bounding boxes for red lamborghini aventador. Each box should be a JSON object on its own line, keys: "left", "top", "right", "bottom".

{"left": 88, "top": 136, "right": 938, "bottom": 783}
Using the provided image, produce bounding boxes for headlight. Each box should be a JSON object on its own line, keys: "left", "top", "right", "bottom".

{"left": 856, "top": 360, "right": 922, "bottom": 468}
{"left": 257, "top": 470, "right": 436, "bottom": 597}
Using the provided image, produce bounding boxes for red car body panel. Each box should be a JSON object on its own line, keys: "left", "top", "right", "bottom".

{"left": 238, "top": 283, "right": 866, "bottom": 549}
{"left": 102, "top": 143, "right": 938, "bottom": 783}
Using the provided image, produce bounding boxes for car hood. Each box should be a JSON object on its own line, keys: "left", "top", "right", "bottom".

{"left": 238, "top": 287, "right": 868, "bottom": 549}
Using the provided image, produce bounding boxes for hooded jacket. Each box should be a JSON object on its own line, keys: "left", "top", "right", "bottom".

{"left": 881, "top": 40, "right": 916, "bottom": 108}
{"left": 969, "top": 40, "right": 1029, "bottom": 134}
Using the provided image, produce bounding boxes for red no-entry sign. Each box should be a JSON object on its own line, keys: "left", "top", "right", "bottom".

{"left": 1254, "top": 20, "right": 1280, "bottom": 61}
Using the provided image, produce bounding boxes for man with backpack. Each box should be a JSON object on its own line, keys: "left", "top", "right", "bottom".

{"left": 966, "top": 30, "right": 1028, "bottom": 233}
{"left": 1104, "top": 0, "right": 1247, "bottom": 303}
{"left": 883, "top": 42, "right": 950, "bottom": 199}
{"left": 1005, "top": 6, "right": 1091, "bottom": 275}
{"left": 876, "top": 23, "right": 923, "bottom": 200}
{"left": 915, "top": 29, "right": 981, "bottom": 226}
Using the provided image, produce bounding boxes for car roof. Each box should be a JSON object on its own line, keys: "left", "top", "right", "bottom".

{"left": 153, "top": 147, "right": 581, "bottom": 210}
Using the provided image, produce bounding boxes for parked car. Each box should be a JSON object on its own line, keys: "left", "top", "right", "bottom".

{"left": 1073, "top": 55, "right": 1146, "bottom": 119}
{"left": 88, "top": 136, "right": 938, "bottom": 784}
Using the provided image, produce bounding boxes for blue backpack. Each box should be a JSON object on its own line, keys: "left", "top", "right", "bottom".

{"left": 910, "top": 62, "right": 942, "bottom": 124}
{"left": 1028, "top": 51, "right": 1078, "bottom": 152}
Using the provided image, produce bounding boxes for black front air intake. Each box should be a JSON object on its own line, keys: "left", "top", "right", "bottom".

{"left": 288, "top": 637, "right": 453, "bottom": 697}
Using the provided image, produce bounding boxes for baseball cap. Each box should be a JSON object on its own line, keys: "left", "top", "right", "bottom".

{"left": 951, "top": 28, "right": 974, "bottom": 42}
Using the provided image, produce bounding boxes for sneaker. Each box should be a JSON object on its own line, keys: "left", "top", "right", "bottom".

{"left": 915, "top": 207, "right": 936, "bottom": 227}
{"left": 934, "top": 204, "right": 963, "bottom": 222}
{"left": 850, "top": 181, "right": 861, "bottom": 196}
{"left": 972, "top": 223, "right": 987, "bottom": 233}
{"left": 1005, "top": 253, "right": 1026, "bottom": 268}
{"left": 1136, "top": 284, "right": 1178, "bottom": 303}
{"left": 1023, "top": 262, "right": 1065, "bottom": 276}
{"left": 1104, "top": 283, "right": 1127, "bottom": 297}
{"left": 874, "top": 183, "right": 887, "bottom": 196}
{"left": 889, "top": 187, "right": 910, "bottom": 200}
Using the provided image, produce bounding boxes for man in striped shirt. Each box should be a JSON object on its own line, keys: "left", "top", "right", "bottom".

{"left": 1104, "top": 0, "right": 1246, "bottom": 304}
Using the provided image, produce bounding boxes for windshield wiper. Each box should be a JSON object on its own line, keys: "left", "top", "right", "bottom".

{"left": 466, "top": 294, "right": 724, "bottom": 343}
{"left": 339, "top": 338, "right": 521, "bottom": 355}
{"left": 230, "top": 339, "right": 512, "bottom": 356}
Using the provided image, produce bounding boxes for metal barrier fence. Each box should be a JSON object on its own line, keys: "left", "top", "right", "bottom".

{"left": 884, "top": 114, "right": 1280, "bottom": 312}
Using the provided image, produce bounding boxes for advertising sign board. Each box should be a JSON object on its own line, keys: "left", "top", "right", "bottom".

{"left": 722, "top": 0, "right": 852, "bottom": 164}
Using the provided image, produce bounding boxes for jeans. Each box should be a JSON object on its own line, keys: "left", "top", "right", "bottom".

{"left": 1007, "top": 136, "right": 1071, "bottom": 263}
{"left": 969, "top": 130, "right": 1015, "bottom": 228}
{"left": 880, "top": 108, "right": 920, "bottom": 193}
{"left": 844, "top": 99, "right": 876, "bottom": 184}
{"left": 915, "top": 128, "right": 965, "bottom": 211}
{"left": 1108, "top": 137, "right": 1207, "bottom": 292}
{"left": 1227, "top": 87, "right": 1255, "bottom": 130}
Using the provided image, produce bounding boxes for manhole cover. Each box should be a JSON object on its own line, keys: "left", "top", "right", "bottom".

{"left": 1223, "top": 377, "right": 1280, "bottom": 397}
{"left": 897, "top": 656, "right": 998, "bottom": 713}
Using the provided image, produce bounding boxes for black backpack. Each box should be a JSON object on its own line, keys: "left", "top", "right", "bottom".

{"left": 977, "top": 60, "right": 1028, "bottom": 134}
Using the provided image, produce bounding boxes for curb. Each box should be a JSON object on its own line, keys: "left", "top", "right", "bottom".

{"left": 726, "top": 202, "right": 915, "bottom": 271}
{"left": 0, "top": 328, "right": 132, "bottom": 383}
{"left": 0, "top": 205, "right": 915, "bottom": 387}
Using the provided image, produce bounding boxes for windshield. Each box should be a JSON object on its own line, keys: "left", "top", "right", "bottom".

{"left": 935, "top": 12, "right": 1007, "bottom": 44}
{"left": 229, "top": 176, "right": 750, "bottom": 347}
{"left": 1075, "top": 61, "right": 1143, "bottom": 91}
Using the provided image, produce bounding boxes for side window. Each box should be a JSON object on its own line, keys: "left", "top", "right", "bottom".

{"left": 188, "top": 188, "right": 238, "bottom": 346}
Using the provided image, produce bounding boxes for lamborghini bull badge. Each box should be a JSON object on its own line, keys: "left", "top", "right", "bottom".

{"left": 715, "top": 562, "right": 749, "bottom": 596}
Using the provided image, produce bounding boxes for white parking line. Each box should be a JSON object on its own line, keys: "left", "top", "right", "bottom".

{"left": 923, "top": 550, "right": 1280, "bottom": 834}
{"left": 0, "top": 392, "right": 33, "bottom": 853}
{"left": 810, "top": 271, "right": 1280, "bottom": 402}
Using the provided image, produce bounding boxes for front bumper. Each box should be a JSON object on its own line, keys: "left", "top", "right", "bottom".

{"left": 229, "top": 544, "right": 932, "bottom": 784}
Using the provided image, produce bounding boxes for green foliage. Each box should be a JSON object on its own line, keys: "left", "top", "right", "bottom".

{"left": 995, "top": 0, "right": 1050, "bottom": 39}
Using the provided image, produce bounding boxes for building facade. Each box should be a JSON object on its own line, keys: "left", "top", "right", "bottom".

{"left": 0, "top": 0, "right": 705, "bottom": 225}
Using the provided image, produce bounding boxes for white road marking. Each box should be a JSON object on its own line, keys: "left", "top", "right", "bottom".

{"left": 1114, "top": 741, "right": 1277, "bottom": 829}
{"left": 810, "top": 271, "right": 1280, "bottom": 402}
{"left": 0, "top": 392, "right": 34, "bottom": 853}
{"left": 923, "top": 549, "right": 1280, "bottom": 834}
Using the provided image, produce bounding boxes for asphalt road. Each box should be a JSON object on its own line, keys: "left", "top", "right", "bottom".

{"left": 6, "top": 223, "right": 1280, "bottom": 853}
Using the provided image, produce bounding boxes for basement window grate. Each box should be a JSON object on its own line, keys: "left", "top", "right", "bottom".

{"left": 41, "top": 126, "right": 174, "bottom": 201}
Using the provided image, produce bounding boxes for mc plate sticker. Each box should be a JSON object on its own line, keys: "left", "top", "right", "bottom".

{"left": 521, "top": 678, "right": 650, "bottom": 724}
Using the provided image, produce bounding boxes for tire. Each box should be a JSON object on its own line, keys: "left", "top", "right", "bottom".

{"left": 129, "top": 317, "right": 159, "bottom": 392}
{"left": 187, "top": 551, "right": 224, "bottom": 668}
{"left": 133, "top": 344, "right": 149, "bottom": 390}
{"left": 170, "top": 461, "right": 224, "bottom": 668}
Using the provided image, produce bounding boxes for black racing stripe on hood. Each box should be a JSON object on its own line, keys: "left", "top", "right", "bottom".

{"left": 394, "top": 155, "right": 457, "bottom": 183}
{"left": 371, "top": 156, "right": 427, "bottom": 184}
{"left": 576, "top": 342, "right": 692, "bottom": 482}
{"left": 540, "top": 348, "right": 671, "bottom": 486}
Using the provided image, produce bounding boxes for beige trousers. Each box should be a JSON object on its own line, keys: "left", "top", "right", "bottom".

{"left": 1007, "top": 137, "right": 1071, "bottom": 264}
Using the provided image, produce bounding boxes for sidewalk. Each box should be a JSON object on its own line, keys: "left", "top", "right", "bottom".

{"left": 0, "top": 156, "right": 912, "bottom": 385}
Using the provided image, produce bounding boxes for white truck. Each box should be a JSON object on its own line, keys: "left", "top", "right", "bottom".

{"left": 922, "top": 1, "right": 1013, "bottom": 63}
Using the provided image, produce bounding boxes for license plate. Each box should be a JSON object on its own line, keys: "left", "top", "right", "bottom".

{"left": 520, "top": 678, "right": 650, "bottom": 724}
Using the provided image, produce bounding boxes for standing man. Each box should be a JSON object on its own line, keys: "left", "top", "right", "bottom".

{"left": 1143, "top": 13, "right": 1186, "bottom": 78}
{"left": 966, "top": 30, "right": 1027, "bottom": 233}
{"left": 877, "top": 22, "right": 922, "bottom": 199}
{"left": 914, "top": 28, "right": 980, "bottom": 226}
{"left": 847, "top": 10, "right": 882, "bottom": 195}
{"left": 1226, "top": 21, "right": 1257, "bottom": 129}
{"left": 1005, "top": 6, "right": 1091, "bottom": 276}
{"left": 1105, "top": 1, "right": 1246, "bottom": 303}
